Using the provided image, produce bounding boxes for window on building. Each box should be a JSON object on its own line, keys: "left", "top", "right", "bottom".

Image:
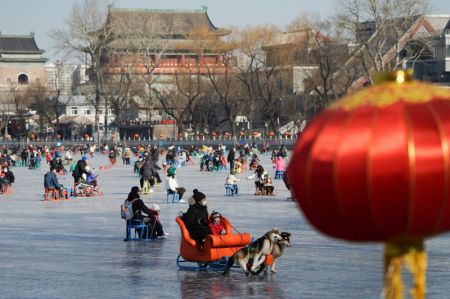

{"left": 108, "top": 108, "right": 113, "bottom": 115}
{"left": 99, "top": 124, "right": 104, "bottom": 131}
{"left": 18, "top": 74, "right": 28, "bottom": 85}
{"left": 71, "top": 107, "right": 78, "bottom": 115}
{"left": 84, "top": 108, "right": 91, "bottom": 115}
{"left": 98, "top": 109, "right": 103, "bottom": 115}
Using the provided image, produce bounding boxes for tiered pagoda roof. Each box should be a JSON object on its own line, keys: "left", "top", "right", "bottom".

{"left": 107, "top": 7, "right": 230, "bottom": 36}
{"left": 105, "top": 7, "right": 231, "bottom": 53}
{"left": 0, "top": 34, "right": 46, "bottom": 62}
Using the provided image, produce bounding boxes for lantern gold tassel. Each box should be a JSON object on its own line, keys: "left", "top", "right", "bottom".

{"left": 383, "top": 241, "right": 427, "bottom": 299}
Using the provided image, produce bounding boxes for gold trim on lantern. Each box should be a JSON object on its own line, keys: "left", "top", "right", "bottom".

{"left": 330, "top": 82, "right": 450, "bottom": 111}
{"left": 366, "top": 109, "right": 383, "bottom": 237}
{"left": 428, "top": 104, "right": 450, "bottom": 231}
{"left": 402, "top": 109, "right": 416, "bottom": 233}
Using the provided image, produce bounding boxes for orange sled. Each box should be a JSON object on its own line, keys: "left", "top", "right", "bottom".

{"left": 176, "top": 216, "right": 251, "bottom": 271}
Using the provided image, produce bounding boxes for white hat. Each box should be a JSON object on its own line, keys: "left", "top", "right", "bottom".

{"left": 152, "top": 204, "right": 160, "bottom": 211}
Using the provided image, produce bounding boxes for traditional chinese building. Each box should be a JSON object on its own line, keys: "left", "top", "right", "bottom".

{"left": 0, "top": 33, "right": 47, "bottom": 91}
{"left": 103, "top": 6, "right": 231, "bottom": 76}
{"left": 0, "top": 33, "right": 47, "bottom": 139}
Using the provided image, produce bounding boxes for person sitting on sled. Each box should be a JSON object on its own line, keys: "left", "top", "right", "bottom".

{"left": 208, "top": 211, "right": 226, "bottom": 235}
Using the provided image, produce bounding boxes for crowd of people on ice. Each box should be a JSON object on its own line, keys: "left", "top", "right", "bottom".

{"left": 0, "top": 141, "right": 291, "bottom": 243}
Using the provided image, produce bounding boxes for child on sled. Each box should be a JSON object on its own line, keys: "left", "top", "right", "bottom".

{"left": 208, "top": 211, "right": 226, "bottom": 235}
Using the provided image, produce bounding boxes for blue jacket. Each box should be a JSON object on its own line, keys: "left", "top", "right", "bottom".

{"left": 44, "top": 171, "right": 62, "bottom": 190}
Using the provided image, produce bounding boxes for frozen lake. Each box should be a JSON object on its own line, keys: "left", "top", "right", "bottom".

{"left": 1, "top": 151, "right": 450, "bottom": 298}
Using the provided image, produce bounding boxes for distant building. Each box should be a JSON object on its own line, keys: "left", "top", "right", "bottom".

{"left": 92, "top": 6, "right": 231, "bottom": 138}
{"left": 258, "top": 29, "right": 333, "bottom": 129}
{"left": 349, "top": 15, "right": 450, "bottom": 88}
{"left": 45, "top": 63, "right": 77, "bottom": 95}
{"left": 0, "top": 33, "right": 47, "bottom": 91}
{"left": 75, "top": 64, "right": 89, "bottom": 85}
{"left": 56, "top": 95, "right": 115, "bottom": 139}
{"left": 0, "top": 33, "right": 47, "bottom": 139}
{"left": 103, "top": 6, "right": 231, "bottom": 77}
{"left": 46, "top": 63, "right": 90, "bottom": 95}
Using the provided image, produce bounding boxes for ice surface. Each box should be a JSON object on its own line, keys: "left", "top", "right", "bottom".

{"left": 0, "top": 152, "right": 449, "bottom": 298}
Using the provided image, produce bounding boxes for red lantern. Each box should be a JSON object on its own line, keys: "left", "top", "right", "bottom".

{"left": 134, "top": 133, "right": 140, "bottom": 139}
{"left": 269, "top": 131, "right": 275, "bottom": 137}
{"left": 240, "top": 131, "right": 245, "bottom": 136}
{"left": 56, "top": 134, "right": 61, "bottom": 140}
{"left": 211, "top": 132, "right": 217, "bottom": 137}
{"left": 288, "top": 75, "right": 450, "bottom": 297}
{"left": 253, "top": 131, "right": 258, "bottom": 137}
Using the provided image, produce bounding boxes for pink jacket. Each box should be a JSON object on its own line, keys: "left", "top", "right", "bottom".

{"left": 275, "top": 157, "right": 285, "bottom": 171}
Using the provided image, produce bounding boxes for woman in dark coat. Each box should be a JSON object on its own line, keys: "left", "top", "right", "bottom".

{"left": 127, "top": 186, "right": 168, "bottom": 238}
{"left": 72, "top": 156, "right": 88, "bottom": 185}
{"left": 182, "top": 189, "right": 211, "bottom": 244}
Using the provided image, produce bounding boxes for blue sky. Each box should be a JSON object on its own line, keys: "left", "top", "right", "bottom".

{"left": 1, "top": 0, "right": 450, "bottom": 61}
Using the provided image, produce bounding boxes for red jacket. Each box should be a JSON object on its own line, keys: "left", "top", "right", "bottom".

{"left": 208, "top": 222, "right": 225, "bottom": 235}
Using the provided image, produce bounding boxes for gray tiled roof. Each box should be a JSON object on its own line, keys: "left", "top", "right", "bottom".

{"left": 107, "top": 7, "right": 230, "bottom": 37}
{"left": 0, "top": 35, "right": 43, "bottom": 53}
{"left": 59, "top": 95, "right": 99, "bottom": 106}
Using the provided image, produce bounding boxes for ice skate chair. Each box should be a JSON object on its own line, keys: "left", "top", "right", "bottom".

{"left": 175, "top": 216, "right": 251, "bottom": 271}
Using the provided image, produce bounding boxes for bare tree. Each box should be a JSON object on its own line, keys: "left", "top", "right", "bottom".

{"left": 0, "top": 89, "right": 17, "bottom": 138}
{"left": 101, "top": 10, "right": 180, "bottom": 127}
{"left": 51, "top": 0, "right": 113, "bottom": 142}
{"left": 26, "top": 82, "right": 55, "bottom": 136}
{"left": 154, "top": 88, "right": 185, "bottom": 133}
{"left": 296, "top": 17, "right": 361, "bottom": 110}
{"left": 172, "top": 68, "right": 204, "bottom": 132}
{"left": 335, "top": 0, "right": 431, "bottom": 85}
{"left": 234, "top": 25, "right": 276, "bottom": 131}
{"left": 134, "top": 14, "right": 177, "bottom": 118}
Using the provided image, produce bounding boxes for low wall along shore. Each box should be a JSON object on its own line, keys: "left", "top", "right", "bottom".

{"left": 0, "top": 138, "right": 297, "bottom": 149}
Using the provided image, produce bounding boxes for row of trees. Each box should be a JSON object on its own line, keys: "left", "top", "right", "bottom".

{"left": 41, "top": 0, "right": 431, "bottom": 141}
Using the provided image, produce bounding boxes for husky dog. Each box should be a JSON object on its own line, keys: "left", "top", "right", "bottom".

{"left": 223, "top": 228, "right": 283, "bottom": 276}
{"left": 269, "top": 232, "right": 291, "bottom": 273}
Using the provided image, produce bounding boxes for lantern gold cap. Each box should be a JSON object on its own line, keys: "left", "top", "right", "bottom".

{"left": 373, "top": 69, "right": 414, "bottom": 85}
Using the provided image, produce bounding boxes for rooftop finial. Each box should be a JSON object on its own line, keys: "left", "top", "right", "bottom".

{"left": 30, "top": 31, "right": 35, "bottom": 37}
{"left": 201, "top": 5, "right": 208, "bottom": 12}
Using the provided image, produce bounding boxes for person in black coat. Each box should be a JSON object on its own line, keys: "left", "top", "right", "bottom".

{"left": 126, "top": 186, "right": 167, "bottom": 238}
{"left": 139, "top": 158, "right": 161, "bottom": 188}
{"left": 182, "top": 189, "right": 211, "bottom": 244}
{"left": 151, "top": 146, "right": 159, "bottom": 162}
{"left": 72, "top": 156, "right": 88, "bottom": 185}
{"left": 21, "top": 149, "right": 28, "bottom": 164}
{"left": 227, "top": 147, "right": 236, "bottom": 174}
